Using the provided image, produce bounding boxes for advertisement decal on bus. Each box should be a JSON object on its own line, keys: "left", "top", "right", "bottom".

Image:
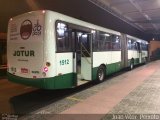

{"left": 7, "top": 13, "right": 44, "bottom": 78}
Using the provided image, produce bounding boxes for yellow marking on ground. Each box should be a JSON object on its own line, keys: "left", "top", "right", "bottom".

{"left": 91, "top": 89, "right": 100, "bottom": 92}
{"left": 66, "top": 96, "right": 83, "bottom": 102}
{"left": 24, "top": 86, "right": 32, "bottom": 90}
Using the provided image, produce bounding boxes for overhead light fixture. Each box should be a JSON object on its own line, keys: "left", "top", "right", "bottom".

{"left": 104, "top": 33, "right": 110, "bottom": 36}
{"left": 91, "top": 30, "right": 96, "bottom": 33}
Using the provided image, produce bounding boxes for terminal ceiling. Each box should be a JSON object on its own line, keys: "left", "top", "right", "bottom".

{"left": 0, "top": 0, "right": 160, "bottom": 39}
{"left": 89, "top": 0, "right": 160, "bottom": 35}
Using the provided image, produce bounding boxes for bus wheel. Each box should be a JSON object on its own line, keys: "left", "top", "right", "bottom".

{"left": 97, "top": 65, "right": 106, "bottom": 82}
{"left": 129, "top": 60, "right": 134, "bottom": 70}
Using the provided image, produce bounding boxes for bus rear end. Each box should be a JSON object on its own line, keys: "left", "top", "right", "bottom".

{"left": 7, "top": 11, "right": 47, "bottom": 88}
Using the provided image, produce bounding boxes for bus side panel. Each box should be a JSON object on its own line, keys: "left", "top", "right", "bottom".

{"left": 92, "top": 51, "right": 121, "bottom": 80}
{"left": 141, "top": 50, "right": 148, "bottom": 63}
{"left": 54, "top": 53, "right": 76, "bottom": 88}
{"left": 128, "top": 50, "right": 139, "bottom": 65}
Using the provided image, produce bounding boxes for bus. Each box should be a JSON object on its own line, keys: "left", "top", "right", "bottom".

{"left": 7, "top": 10, "right": 148, "bottom": 89}
{"left": 127, "top": 35, "right": 148, "bottom": 70}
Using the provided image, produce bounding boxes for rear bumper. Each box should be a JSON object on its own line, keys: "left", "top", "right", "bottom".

{"left": 7, "top": 72, "right": 76, "bottom": 89}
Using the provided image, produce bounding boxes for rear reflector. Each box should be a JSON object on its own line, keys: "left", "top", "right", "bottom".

{"left": 43, "top": 67, "right": 48, "bottom": 73}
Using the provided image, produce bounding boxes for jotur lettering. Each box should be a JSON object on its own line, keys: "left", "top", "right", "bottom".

{"left": 13, "top": 50, "right": 35, "bottom": 57}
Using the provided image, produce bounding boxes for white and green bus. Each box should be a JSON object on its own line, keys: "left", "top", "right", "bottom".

{"left": 127, "top": 35, "right": 148, "bottom": 70}
{"left": 7, "top": 10, "right": 148, "bottom": 89}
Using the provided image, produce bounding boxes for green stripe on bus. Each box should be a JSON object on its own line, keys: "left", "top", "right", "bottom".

{"left": 92, "top": 62, "right": 121, "bottom": 80}
{"left": 7, "top": 72, "right": 76, "bottom": 89}
{"left": 134, "top": 58, "right": 140, "bottom": 64}
{"left": 8, "top": 62, "right": 122, "bottom": 89}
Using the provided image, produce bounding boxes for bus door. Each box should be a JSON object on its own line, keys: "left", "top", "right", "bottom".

{"left": 137, "top": 42, "right": 142, "bottom": 63}
{"left": 73, "top": 31, "right": 92, "bottom": 82}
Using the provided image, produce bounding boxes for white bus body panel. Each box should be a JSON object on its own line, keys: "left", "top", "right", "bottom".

{"left": 142, "top": 51, "right": 148, "bottom": 58}
{"left": 128, "top": 50, "right": 139, "bottom": 60}
{"left": 56, "top": 53, "right": 73, "bottom": 75}
{"left": 7, "top": 12, "right": 45, "bottom": 78}
{"left": 93, "top": 51, "right": 121, "bottom": 68}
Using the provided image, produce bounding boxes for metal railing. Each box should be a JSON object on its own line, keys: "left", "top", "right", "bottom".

{"left": 80, "top": 43, "right": 91, "bottom": 64}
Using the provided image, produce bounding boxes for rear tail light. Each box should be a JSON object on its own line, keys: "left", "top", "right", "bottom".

{"left": 42, "top": 10, "right": 45, "bottom": 14}
{"left": 46, "top": 62, "right": 51, "bottom": 67}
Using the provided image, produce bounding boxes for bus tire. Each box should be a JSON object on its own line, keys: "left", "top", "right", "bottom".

{"left": 96, "top": 65, "right": 106, "bottom": 83}
{"left": 129, "top": 60, "right": 134, "bottom": 70}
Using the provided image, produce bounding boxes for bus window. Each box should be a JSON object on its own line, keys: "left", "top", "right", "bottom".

{"left": 137, "top": 42, "right": 141, "bottom": 52}
{"left": 127, "top": 38, "right": 136, "bottom": 50}
{"left": 127, "top": 39, "right": 132, "bottom": 50}
{"left": 98, "top": 31, "right": 111, "bottom": 51}
{"left": 141, "top": 42, "right": 148, "bottom": 51}
{"left": 93, "top": 31, "right": 99, "bottom": 51}
{"left": 111, "top": 35, "right": 121, "bottom": 50}
{"left": 81, "top": 34, "right": 89, "bottom": 49}
{"left": 56, "top": 22, "right": 72, "bottom": 52}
